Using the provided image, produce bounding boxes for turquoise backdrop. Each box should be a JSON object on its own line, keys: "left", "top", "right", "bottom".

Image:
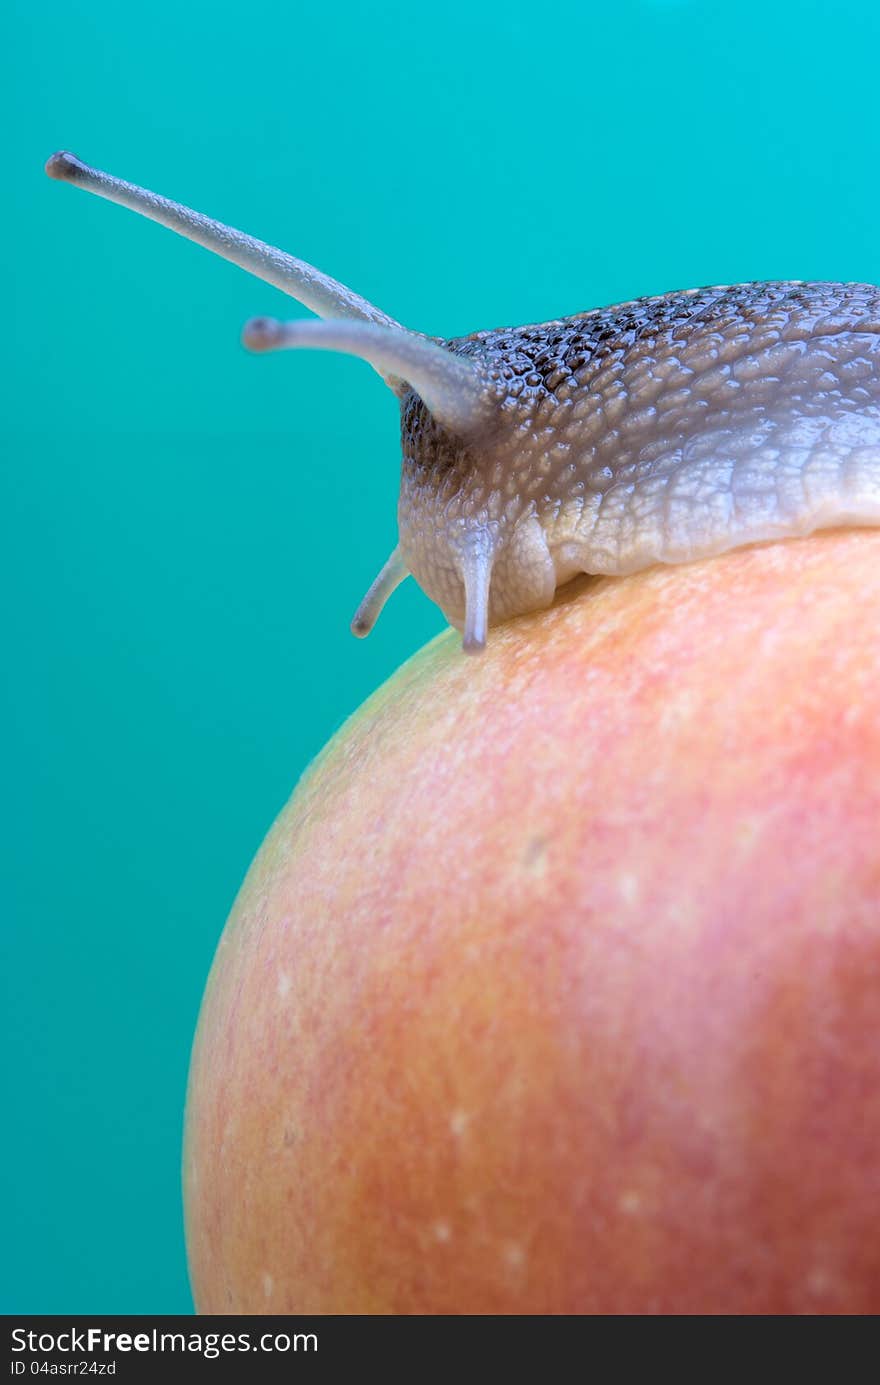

{"left": 4, "top": 0, "right": 879, "bottom": 1314}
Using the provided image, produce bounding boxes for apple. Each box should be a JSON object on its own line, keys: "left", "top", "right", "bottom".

{"left": 183, "top": 528, "right": 880, "bottom": 1314}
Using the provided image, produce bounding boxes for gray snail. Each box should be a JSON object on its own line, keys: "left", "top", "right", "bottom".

{"left": 46, "top": 151, "right": 880, "bottom": 652}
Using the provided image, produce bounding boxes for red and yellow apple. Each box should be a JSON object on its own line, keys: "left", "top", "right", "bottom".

{"left": 183, "top": 529, "right": 880, "bottom": 1313}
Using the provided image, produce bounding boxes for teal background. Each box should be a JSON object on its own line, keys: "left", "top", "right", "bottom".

{"left": 4, "top": 0, "right": 879, "bottom": 1314}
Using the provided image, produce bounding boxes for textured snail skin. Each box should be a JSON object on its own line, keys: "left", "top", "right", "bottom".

{"left": 402, "top": 282, "right": 880, "bottom": 631}
{"left": 44, "top": 154, "right": 880, "bottom": 649}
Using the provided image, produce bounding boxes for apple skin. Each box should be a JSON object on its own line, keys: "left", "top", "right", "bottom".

{"left": 183, "top": 530, "right": 880, "bottom": 1314}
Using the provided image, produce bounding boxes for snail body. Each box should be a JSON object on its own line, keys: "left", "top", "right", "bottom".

{"left": 46, "top": 153, "right": 880, "bottom": 650}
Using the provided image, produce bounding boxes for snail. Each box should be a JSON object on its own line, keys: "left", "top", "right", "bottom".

{"left": 46, "top": 151, "right": 880, "bottom": 652}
